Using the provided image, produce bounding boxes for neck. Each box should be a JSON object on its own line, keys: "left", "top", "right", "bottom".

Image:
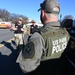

{"left": 44, "top": 17, "right": 58, "bottom": 24}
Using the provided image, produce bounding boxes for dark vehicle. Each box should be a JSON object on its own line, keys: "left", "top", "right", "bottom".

{"left": 60, "top": 18, "right": 75, "bottom": 75}
{"left": 61, "top": 18, "right": 73, "bottom": 35}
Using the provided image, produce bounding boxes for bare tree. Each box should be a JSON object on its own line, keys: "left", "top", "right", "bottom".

{"left": 9, "top": 13, "right": 28, "bottom": 23}
{"left": 0, "top": 9, "right": 10, "bottom": 21}
{"left": 63, "top": 15, "right": 73, "bottom": 20}
{"left": 0, "top": 9, "right": 28, "bottom": 23}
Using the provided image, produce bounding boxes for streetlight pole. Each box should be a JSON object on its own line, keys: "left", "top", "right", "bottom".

{"left": 60, "top": 14, "right": 62, "bottom": 24}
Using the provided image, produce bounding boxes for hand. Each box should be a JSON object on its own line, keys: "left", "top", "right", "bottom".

{"left": 13, "top": 28, "right": 17, "bottom": 30}
{"left": 21, "top": 28, "right": 24, "bottom": 31}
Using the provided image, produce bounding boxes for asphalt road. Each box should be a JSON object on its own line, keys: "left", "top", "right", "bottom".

{"left": 0, "top": 29, "right": 14, "bottom": 43}
{"left": 0, "top": 29, "right": 27, "bottom": 75}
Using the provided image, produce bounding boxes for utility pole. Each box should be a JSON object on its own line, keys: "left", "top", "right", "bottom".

{"left": 60, "top": 14, "right": 62, "bottom": 24}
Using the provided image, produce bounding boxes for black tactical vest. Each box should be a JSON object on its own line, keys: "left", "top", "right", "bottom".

{"left": 15, "top": 23, "right": 23, "bottom": 33}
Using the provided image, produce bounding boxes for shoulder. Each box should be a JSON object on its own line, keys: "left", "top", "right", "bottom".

{"left": 29, "top": 32, "right": 44, "bottom": 44}
{"left": 31, "top": 24, "right": 33, "bottom": 26}
{"left": 36, "top": 25, "right": 38, "bottom": 27}
{"left": 15, "top": 22, "right": 18, "bottom": 25}
{"left": 30, "top": 32, "right": 42, "bottom": 39}
{"left": 15, "top": 22, "right": 19, "bottom": 26}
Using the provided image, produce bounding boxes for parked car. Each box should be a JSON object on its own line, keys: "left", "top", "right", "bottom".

{"left": 0, "top": 22, "right": 12, "bottom": 29}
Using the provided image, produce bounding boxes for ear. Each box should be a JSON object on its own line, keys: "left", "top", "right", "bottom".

{"left": 41, "top": 10, "right": 45, "bottom": 18}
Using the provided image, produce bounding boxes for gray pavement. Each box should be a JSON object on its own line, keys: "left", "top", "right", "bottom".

{"left": 0, "top": 40, "right": 27, "bottom": 75}
{"left": 0, "top": 29, "right": 14, "bottom": 43}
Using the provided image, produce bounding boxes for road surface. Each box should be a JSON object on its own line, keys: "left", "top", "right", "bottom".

{"left": 0, "top": 29, "right": 27, "bottom": 75}
{"left": 0, "top": 29, "right": 14, "bottom": 43}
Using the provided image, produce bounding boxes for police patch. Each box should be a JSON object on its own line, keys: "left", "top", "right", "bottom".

{"left": 22, "top": 42, "right": 35, "bottom": 59}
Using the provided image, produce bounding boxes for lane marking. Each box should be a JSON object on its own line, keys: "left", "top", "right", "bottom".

{"left": 0, "top": 38, "right": 14, "bottom": 48}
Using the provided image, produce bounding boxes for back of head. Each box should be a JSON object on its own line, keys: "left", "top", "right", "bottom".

{"left": 38, "top": 0, "right": 60, "bottom": 23}
{"left": 38, "top": 0, "right": 60, "bottom": 14}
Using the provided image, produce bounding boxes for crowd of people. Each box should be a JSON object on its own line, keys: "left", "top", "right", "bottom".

{"left": 11, "top": 0, "right": 75, "bottom": 75}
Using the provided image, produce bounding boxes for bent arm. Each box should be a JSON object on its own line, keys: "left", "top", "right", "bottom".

{"left": 16, "top": 32, "right": 45, "bottom": 73}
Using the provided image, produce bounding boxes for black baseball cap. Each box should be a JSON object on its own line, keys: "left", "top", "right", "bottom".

{"left": 38, "top": 0, "right": 60, "bottom": 14}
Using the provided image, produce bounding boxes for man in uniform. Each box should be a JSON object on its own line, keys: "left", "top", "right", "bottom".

{"left": 13, "top": 17, "right": 27, "bottom": 50}
{"left": 16, "top": 0, "right": 70, "bottom": 75}
{"left": 30, "top": 20, "right": 38, "bottom": 35}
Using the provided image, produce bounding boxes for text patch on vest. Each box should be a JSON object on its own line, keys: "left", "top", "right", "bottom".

{"left": 52, "top": 37, "right": 67, "bottom": 55}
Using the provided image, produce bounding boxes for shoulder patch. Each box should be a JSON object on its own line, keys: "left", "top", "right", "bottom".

{"left": 22, "top": 42, "right": 35, "bottom": 59}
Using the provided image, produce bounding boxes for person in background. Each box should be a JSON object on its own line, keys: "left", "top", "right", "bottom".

{"left": 16, "top": 0, "right": 70, "bottom": 75}
{"left": 30, "top": 20, "right": 38, "bottom": 35}
{"left": 12, "top": 17, "right": 27, "bottom": 50}
{"left": 27, "top": 20, "right": 38, "bottom": 40}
